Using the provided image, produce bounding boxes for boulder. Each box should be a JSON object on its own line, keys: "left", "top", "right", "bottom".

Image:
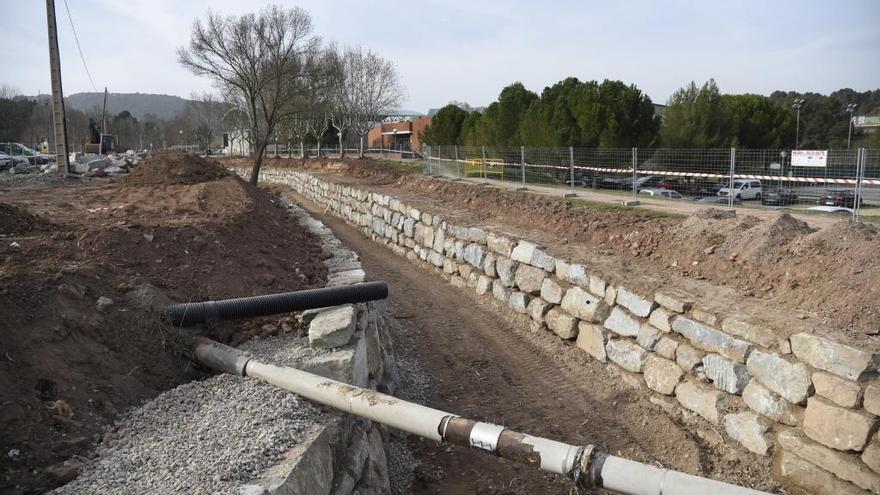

{"left": 672, "top": 316, "right": 751, "bottom": 363}
{"left": 803, "top": 397, "right": 878, "bottom": 452}
{"left": 724, "top": 412, "right": 772, "bottom": 455}
{"left": 576, "top": 323, "right": 608, "bottom": 362}
{"left": 790, "top": 333, "right": 879, "bottom": 381}
{"left": 603, "top": 306, "right": 641, "bottom": 337}
{"left": 746, "top": 350, "right": 813, "bottom": 404}
{"left": 561, "top": 286, "right": 609, "bottom": 323}
{"left": 606, "top": 339, "right": 648, "bottom": 373}
{"left": 645, "top": 354, "right": 683, "bottom": 395}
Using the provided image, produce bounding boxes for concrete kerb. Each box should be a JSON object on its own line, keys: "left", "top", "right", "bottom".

{"left": 240, "top": 166, "right": 880, "bottom": 495}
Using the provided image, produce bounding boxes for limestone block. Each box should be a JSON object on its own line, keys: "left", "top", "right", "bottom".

{"left": 486, "top": 231, "right": 514, "bottom": 256}
{"left": 803, "top": 397, "right": 878, "bottom": 452}
{"left": 746, "top": 350, "right": 813, "bottom": 404}
{"left": 565, "top": 263, "right": 590, "bottom": 286}
{"left": 540, "top": 278, "right": 565, "bottom": 304}
{"left": 773, "top": 449, "right": 871, "bottom": 495}
{"left": 742, "top": 381, "right": 801, "bottom": 426}
{"left": 655, "top": 336, "right": 679, "bottom": 360}
{"left": 463, "top": 243, "right": 486, "bottom": 269}
{"left": 561, "top": 286, "right": 610, "bottom": 324}
{"left": 309, "top": 305, "right": 356, "bottom": 349}
{"left": 724, "top": 412, "right": 772, "bottom": 456}
{"left": 606, "top": 339, "right": 648, "bottom": 373}
{"left": 496, "top": 258, "right": 518, "bottom": 287}
{"left": 778, "top": 429, "right": 880, "bottom": 492}
{"left": 676, "top": 379, "right": 728, "bottom": 424}
{"left": 483, "top": 252, "right": 497, "bottom": 277}
{"left": 813, "top": 372, "right": 863, "bottom": 408}
{"left": 654, "top": 291, "right": 692, "bottom": 313}
{"left": 527, "top": 298, "right": 552, "bottom": 323}
{"left": 603, "top": 306, "right": 641, "bottom": 337}
{"left": 514, "top": 264, "right": 546, "bottom": 295}
{"left": 645, "top": 354, "right": 683, "bottom": 395}
{"left": 545, "top": 308, "right": 578, "bottom": 340}
{"left": 676, "top": 344, "right": 704, "bottom": 371}
{"left": 508, "top": 291, "right": 530, "bottom": 314}
{"left": 703, "top": 354, "right": 751, "bottom": 394}
{"left": 721, "top": 318, "right": 777, "bottom": 348}
{"left": 576, "top": 322, "right": 608, "bottom": 362}
{"left": 790, "top": 333, "right": 879, "bottom": 381}
{"left": 492, "top": 280, "right": 511, "bottom": 303}
{"left": 588, "top": 274, "right": 606, "bottom": 297}
{"left": 616, "top": 287, "right": 657, "bottom": 317}
{"left": 637, "top": 323, "right": 663, "bottom": 351}
{"left": 672, "top": 316, "right": 752, "bottom": 363}
{"left": 866, "top": 383, "right": 880, "bottom": 416}
{"left": 648, "top": 307, "right": 673, "bottom": 332}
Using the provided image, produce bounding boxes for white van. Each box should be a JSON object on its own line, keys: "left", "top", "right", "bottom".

{"left": 718, "top": 180, "right": 762, "bottom": 200}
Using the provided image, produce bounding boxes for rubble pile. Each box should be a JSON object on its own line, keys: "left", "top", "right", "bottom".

{"left": 68, "top": 150, "right": 149, "bottom": 177}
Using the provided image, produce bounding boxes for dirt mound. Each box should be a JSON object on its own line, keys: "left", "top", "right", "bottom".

{"left": 123, "top": 152, "right": 230, "bottom": 186}
{"left": 0, "top": 175, "right": 327, "bottom": 493}
{"left": 0, "top": 203, "right": 45, "bottom": 235}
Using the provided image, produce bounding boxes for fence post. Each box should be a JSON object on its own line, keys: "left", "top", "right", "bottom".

{"left": 425, "top": 145, "right": 432, "bottom": 175}
{"left": 728, "top": 148, "right": 736, "bottom": 208}
{"left": 631, "top": 147, "right": 637, "bottom": 198}
{"left": 569, "top": 146, "right": 575, "bottom": 195}
{"left": 520, "top": 146, "right": 526, "bottom": 189}
{"left": 455, "top": 145, "right": 460, "bottom": 179}
{"left": 481, "top": 145, "right": 487, "bottom": 184}
{"left": 854, "top": 148, "right": 865, "bottom": 221}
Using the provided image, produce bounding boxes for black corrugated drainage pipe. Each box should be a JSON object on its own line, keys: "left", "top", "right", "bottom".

{"left": 192, "top": 337, "right": 771, "bottom": 495}
{"left": 164, "top": 281, "right": 388, "bottom": 327}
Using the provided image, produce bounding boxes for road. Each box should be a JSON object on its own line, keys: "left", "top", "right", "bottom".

{"left": 287, "top": 189, "right": 776, "bottom": 494}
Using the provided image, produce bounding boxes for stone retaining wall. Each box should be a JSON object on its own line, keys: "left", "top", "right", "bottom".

{"left": 244, "top": 166, "right": 880, "bottom": 495}
{"left": 242, "top": 197, "right": 398, "bottom": 495}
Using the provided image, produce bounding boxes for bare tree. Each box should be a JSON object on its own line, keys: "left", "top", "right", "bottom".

{"left": 0, "top": 84, "right": 19, "bottom": 100}
{"left": 341, "top": 46, "right": 405, "bottom": 158}
{"left": 185, "top": 92, "right": 226, "bottom": 153}
{"left": 178, "top": 5, "right": 322, "bottom": 184}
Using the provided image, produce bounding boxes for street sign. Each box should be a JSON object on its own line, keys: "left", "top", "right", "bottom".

{"left": 791, "top": 150, "right": 828, "bottom": 167}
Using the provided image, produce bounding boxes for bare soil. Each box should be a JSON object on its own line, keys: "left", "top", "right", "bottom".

{"left": 0, "top": 153, "right": 327, "bottom": 494}
{"left": 288, "top": 188, "right": 777, "bottom": 494}
{"left": 245, "top": 157, "right": 880, "bottom": 346}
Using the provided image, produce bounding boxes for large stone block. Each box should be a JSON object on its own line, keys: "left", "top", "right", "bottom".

{"left": 866, "top": 383, "right": 880, "bottom": 416}
{"left": 511, "top": 240, "right": 555, "bottom": 272}
{"left": 672, "top": 316, "right": 752, "bottom": 363}
{"left": 606, "top": 339, "right": 648, "bottom": 373}
{"left": 514, "top": 264, "right": 546, "bottom": 295}
{"left": 703, "top": 354, "right": 751, "bottom": 394}
{"left": 467, "top": 227, "right": 487, "bottom": 243}
{"left": 790, "top": 333, "right": 879, "bottom": 381}
{"left": 637, "top": 323, "right": 663, "bottom": 351}
{"left": 508, "top": 291, "right": 530, "bottom": 314}
{"left": 483, "top": 252, "right": 497, "bottom": 277}
{"left": 616, "top": 287, "right": 657, "bottom": 317}
{"left": 309, "top": 305, "right": 356, "bottom": 349}
{"left": 575, "top": 322, "right": 607, "bottom": 362}
{"left": 676, "top": 343, "right": 704, "bottom": 371}
{"left": 526, "top": 297, "right": 552, "bottom": 322}
{"left": 654, "top": 291, "right": 692, "bottom": 313}
{"left": 778, "top": 429, "right": 880, "bottom": 493}
{"left": 486, "top": 232, "right": 514, "bottom": 256}
{"left": 655, "top": 336, "right": 679, "bottom": 360}
{"left": 813, "top": 372, "right": 863, "bottom": 409}
{"left": 476, "top": 276, "right": 493, "bottom": 295}
{"left": 492, "top": 280, "right": 511, "bottom": 303}
{"left": 720, "top": 318, "right": 777, "bottom": 348}
{"left": 545, "top": 308, "right": 578, "bottom": 340}
{"left": 603, "top": 306, "right": 641, "bottom": 337}
{"left": 588, "top": 274, "right": 606, "bottom": 297}
{"left": 803, "top": 397, "right": 878, "bottom": 452}
{"left": 676, "top": 379, "right": 728, "bottom": 424}
{"left": 565, "top": 263, "right": 590, "bottom": 286}
{"left": 561, "top": 286, "right": 609, "bottom": 323}
{"left": 746, "top": 350, "right": 813, "bottom": 404}
{"left": 645, "top": 354, "right": 683, "bottom": 395}
{"left": 724, "top": 412, "right": 772, "bottom": 456}
{"left": 463, "top": 243, "right": 486, "bottom": 269}
{"left": 742, "top": 381, "right": 801, "bottom": 426}
{"left": 863, "top": 435, "right": 880, "bottom": 474}
{"left": 432, "top": 227, "right": 446, "bottom": 252}
{"left": 496, "top": 258, "right": 518, "bottom": 287}
{"left": 648, "top": 307, "right": 673, "bottom": 332}
{"left": 540, "top": 278, "right": 565, "bottom": 304}
{"left": 773, "top": 449, "right": 870, "bottom": 495}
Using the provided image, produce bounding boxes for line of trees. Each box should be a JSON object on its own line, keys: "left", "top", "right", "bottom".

{"left": 177, "top": 5, "right": 404, "bottom": 184}
{"left": 422, "top": 79, "right": 880, "bottom": 150}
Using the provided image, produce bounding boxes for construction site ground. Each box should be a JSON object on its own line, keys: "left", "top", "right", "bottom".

{"left": 284, "top": 187, "right": 778, "bottom": 494}
{"left": 0, "top": 153, "right": 328, "bottom": 494}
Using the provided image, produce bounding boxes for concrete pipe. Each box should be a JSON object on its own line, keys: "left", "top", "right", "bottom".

{"left": 193, "top": 339, "right": 770, "bottom": 495}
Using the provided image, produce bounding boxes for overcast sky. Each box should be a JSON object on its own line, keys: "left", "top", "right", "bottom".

{"left": 4, "top": 0, "right": 879, "bottom": 112}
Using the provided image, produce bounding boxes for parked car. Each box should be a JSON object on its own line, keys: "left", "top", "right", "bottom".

{"left": 656, "top": 178, "right": 690, "bottom": 194}
{"left": 817, "top": 189, "right": 862, "bottom": 208}
{"left": 761, "top": 187, "right": 799, "bottom": 206}
{"left": 718, "top": 180, "right": 762, "bottom": 200}
{"left": 0, "top": 143, "right": 50, "bottom": 165}
{"left": 639, "top": 188, "right": 683, "bottom": 199}
{"left": 0, "top": 151, "right": 12, "bottom": 170}
{"left": 617, "top": 175, "right": 661, "bottom": 191}
{"left": 692, "top": 180, "right": 724, "bottom": 197}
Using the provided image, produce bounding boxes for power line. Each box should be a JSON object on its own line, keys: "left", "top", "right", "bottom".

{"left": 61, "top": 0, "right": 99, "bottom": 92}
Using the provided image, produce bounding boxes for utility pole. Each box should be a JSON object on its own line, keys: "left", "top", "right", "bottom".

{"left": 46, "top": 0, "right": 70, "bottom": 175}
{"left": 792, "top": 98, "right": 805, "bottom": 149}
{"left": 846, "top": 103, "right": 858, "bottom": 150}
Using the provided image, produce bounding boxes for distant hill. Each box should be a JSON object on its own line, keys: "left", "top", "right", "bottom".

{"left": 64, "top": 92, "right": 189, "bottom": 120}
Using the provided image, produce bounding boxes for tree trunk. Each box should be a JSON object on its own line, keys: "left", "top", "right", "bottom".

{"left": 250, "top": 142, "right": 267, "bottom": 185}
{"left": 339, "top": 131, "right": 344, "bottom": 159}
{"left": 300, "top": 140, "right": 305, "bottom": 159}
{"left": 359, "top": 135, "right": 365, "bottom": 159}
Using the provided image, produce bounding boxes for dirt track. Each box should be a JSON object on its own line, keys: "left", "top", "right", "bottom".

{"left": 288, "top": 189, "right": 777, "bottom": 494}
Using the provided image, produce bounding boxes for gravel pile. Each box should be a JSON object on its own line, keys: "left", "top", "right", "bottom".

{"left": 239, "top": 334, "right": 333, "bottom": 364}
{"left": 52, "top": 359, "right": 324, "bottom": 494}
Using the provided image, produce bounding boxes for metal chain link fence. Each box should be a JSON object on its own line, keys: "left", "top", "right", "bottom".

{"left": 424, "top": 145, "right": 879, "bottom": 221}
